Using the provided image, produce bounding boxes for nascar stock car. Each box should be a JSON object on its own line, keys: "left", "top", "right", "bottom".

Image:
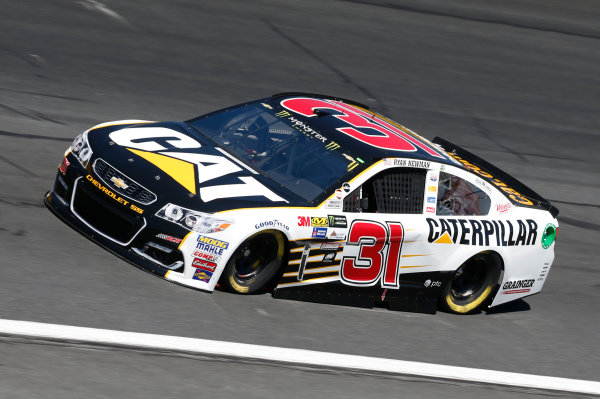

{"left": 45, "top": 93, "right": 559, "bottom": 314}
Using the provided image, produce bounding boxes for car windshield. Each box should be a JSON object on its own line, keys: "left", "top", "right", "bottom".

{"left": 187, "top": 101, "right": 361, "bottom": 202}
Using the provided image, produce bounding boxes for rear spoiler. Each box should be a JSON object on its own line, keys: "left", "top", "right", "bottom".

{"left": 433, "top": 137, "right": 559, "bottom": 218}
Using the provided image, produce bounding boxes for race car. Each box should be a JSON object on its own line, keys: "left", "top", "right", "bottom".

{"left": 45, "top": 93, "right": 559, "bottom": 314}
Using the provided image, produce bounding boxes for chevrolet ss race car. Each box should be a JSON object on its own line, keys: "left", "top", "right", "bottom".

{"left": 45, "top": 93, "right": 559, "bottom": 314}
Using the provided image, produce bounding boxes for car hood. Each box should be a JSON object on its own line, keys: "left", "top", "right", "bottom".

{"left": 86, "top": 121, "right": 303, "bottom": 213}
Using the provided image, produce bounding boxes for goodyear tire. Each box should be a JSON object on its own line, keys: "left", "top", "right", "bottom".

{"left": 441, "top": 252, "right": 502, "bottom": 314}
{"left": 221, "top": 230, "right": 285, "bottom": 294}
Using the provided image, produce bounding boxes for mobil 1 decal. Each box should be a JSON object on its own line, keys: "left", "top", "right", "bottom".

{"left": 426, "top": 218, "right": 538, "bottom": 246}
{"left": 341, "top": 220, "right": 404, "bottom": 288}
{"left": 280, "top": 97, "right": 445, "bottom": 158}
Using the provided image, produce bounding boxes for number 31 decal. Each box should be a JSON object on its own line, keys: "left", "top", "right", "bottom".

{"left": 341, "top": 220, "right": 404, "bottom": 288}
{"left": 280, "top": 97, "right": 443, "bottom": 158}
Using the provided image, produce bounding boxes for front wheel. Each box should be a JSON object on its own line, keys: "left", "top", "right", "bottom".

{"left": 221, "top": 231, "right": 285, "bottom": 294}
{"left": 441, "top": 252, "right": 502, "bottom": 314}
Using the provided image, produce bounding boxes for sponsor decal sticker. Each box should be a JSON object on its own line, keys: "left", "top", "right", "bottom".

{"left": 311, "top": 217, "right": 328, "bottom": 227}
{"left": 196, "top": 235, "right": 229, "bottom": 255}
{"left": 156, "top": 233, "right": 183, "bottom": 244}
{"left": 192, "top": 250, "right": 221, "bottom": 263}
{"left": 342, "top": 182, "right": 351, "bottom": 193}
{"left": 327, "top": 230, "right": 346, "bottom": 240}
{"left": 322, "top": 252, "right": 336, "bottom": 263}
{"left": 59, "top": 158, "right": 69, "bottom": 175}
{"left": 427, "top": 217, "right": 538, "bottom": 247}
{"left": 541, "top": 223, "right": 557, "bottom": 249}
{"left": 501, "top": 279, "right": 534, "bottom": 294}
{"left": 325, "top": 199, "right": 342, "bottom": 209}
{"left": 427, "top": 197, "right": 436, "bottom": 203}
{"left": 429, "top": 175, "right": 438, "bottom": 182}
{"left": 192, "top": 257, "right": 217, "bottom": 273}
{"left": 426, "top": 207, "right": 435, "bottom": 213}
{"left": 427, "top": 186, "right": 437, "bottom": 192}
{"left": 327, "top": 215, "right": 347, "bottom": 228}
{"left": 320, "top": 243, "right": 340, "bottom": 251}
{"left": 335, "top": 189, "right": 343, "bottom": 199}
{"left": 424, "top": 279, "right": 441, "bottom": 288}
{"left": 255, "top": 219, "right": 289, "bottom": 230}
{"left": 312, "top": 227, "right": 327, "bottom": 239}
{"left": 496, "top": 203, "right": 512, "bottom": 213}
{"left": 192, "top": 269, "right": 213, "bottom": 283}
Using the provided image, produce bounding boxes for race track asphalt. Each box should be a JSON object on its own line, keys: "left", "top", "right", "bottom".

{"left": 1, "top": 1, "right": 599, "bottom": 397}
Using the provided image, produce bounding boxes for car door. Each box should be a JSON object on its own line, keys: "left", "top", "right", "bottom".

{"left": 340, "top": 164, "right": 434, "bottom": 289}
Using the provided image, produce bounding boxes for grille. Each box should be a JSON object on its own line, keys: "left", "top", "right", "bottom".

{"left": 93, "top": 159, "right": 156, "bottom": 205}
{"left": 71, "top": 178, "right": 146, "bottom": 246}
{"left": 372, "top": 169, "right": 425, "bottom": 214}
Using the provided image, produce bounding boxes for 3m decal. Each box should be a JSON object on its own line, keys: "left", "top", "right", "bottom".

{"left": 281, "top": 98, "right": 444, "bottom": 158}
{"left": 341, "top": 220, "right": 404, "bottom": 288}
{"left": 298, "top": 216, "right": 311, "bottom": 227}
{"left": 85, "top": 174, "right": 143, "bottom": 214}
{"left": 426, "top": 218, "right": 538, "bottom": 246}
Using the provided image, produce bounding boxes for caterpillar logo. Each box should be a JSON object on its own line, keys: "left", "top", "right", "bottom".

{"left": 427, "top": 218, "right": 538, "bottom": 246}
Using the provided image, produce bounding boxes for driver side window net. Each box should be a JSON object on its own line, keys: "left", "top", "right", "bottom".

{"left": 343, "top": 168, "right": 426, "bottom": 214}
{"left": 436, "top": 172, "right": 490, "bottom": 216}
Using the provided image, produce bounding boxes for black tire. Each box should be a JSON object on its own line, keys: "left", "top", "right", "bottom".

{"left": 441, "top": 252, "right": 502, "bottom": 314}
{"left": 221, "top": 230, "right": 285, "bottom": 294}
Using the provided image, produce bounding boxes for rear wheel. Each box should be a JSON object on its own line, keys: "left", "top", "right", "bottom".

{"left": 221, "top": 231, "right": 285, "bottom": 294}
{"left": 441, "top": 252, "right": 502, "bottom": 314}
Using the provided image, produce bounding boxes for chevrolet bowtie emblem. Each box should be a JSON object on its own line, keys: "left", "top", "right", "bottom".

{"left": 110, "top": 176, "right": 128, "bottom": 189}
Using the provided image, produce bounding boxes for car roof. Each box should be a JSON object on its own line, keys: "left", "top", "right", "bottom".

{"left": 269, "top": 92, "right": 459, "bottom": 166}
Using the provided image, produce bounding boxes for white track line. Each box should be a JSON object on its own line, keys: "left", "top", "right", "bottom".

{"left": 1, "top": 319, "right": 598, "bottom": 395}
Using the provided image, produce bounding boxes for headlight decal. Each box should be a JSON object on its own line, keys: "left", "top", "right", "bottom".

{"left": 156, "top": 203, "right": 232, "bottom": 234}
{"left": 70, "top": 131, "right": 93, "bottom": 167}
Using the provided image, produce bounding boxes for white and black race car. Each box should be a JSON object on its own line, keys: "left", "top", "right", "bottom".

{"left": 45, "top": 93, "right": 559, "bottom": 314}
